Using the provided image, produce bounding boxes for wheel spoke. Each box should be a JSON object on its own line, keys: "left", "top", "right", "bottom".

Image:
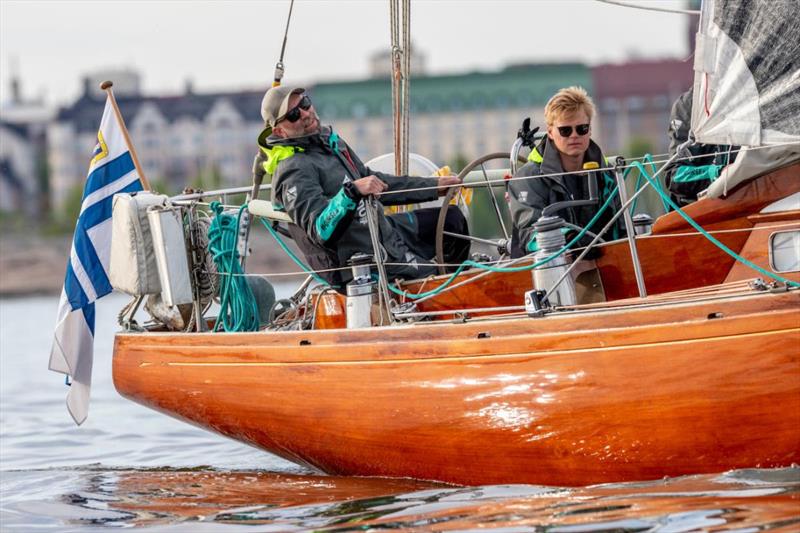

{"left": 480, "top": 162, "right": 509, "bottom": 240}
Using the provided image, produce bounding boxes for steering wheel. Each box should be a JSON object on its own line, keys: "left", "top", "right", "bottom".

{"left": 434, "top": 152, "right": 526, "bottom": 275}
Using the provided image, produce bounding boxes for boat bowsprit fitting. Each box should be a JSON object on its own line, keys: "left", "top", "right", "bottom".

{"left": 346, "top": 253, "right": 376, "bottom": 329}
{"left": 531, "top": 216, "right": 577, "bottom": 307}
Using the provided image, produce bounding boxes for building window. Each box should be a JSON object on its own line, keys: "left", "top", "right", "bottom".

{"left": 320, "top": 105, "right": 337, "bottom": 119}
{"left": 601, "top": 98, "right": 620, "bottom": 113}
{"left": 627, "top": 96, "right": 646, "bottom": 112}
{"left": 352, "top": 103, "right": 367, "bottom": 118}
{"left": 494, "top": 92, "right": 510, "bottom": 109}
{"left": 652, "top": 95, "right": 670, "bottom": 110}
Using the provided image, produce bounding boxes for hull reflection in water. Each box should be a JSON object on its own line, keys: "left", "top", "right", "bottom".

{"left": 7, "top": 467, "right": 798, "bottom": 531}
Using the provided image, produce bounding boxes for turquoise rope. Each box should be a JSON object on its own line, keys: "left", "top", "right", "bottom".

{"left": 208, "top": 202, "right": 260, "bottom": 332}
{"left": 258, "top": 217, "right": 335, "bottom": 288}
{"left": 389, "top": 185, "right": 621, "bottom": 300}
{"left": 638, "top": 173, "right": 800, "bottom": 288}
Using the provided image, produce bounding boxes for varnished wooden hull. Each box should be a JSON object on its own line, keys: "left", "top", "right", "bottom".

{"left": 113, "top": 288, "right": 800, "bottom": 486}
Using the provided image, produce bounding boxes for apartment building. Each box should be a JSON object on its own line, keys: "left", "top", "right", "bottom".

{"left": 592, "top": 59, "right": 693, "bottom": 155}
{"left": 313, "top": 63, "right": 591, "bottom": 166}
{"left": 47, "top": 77, "right": 265, "bottom": 210}
{"left": 0, "top": 81, "right": 53, "bottom": 216}
{"left": 45, "top": 58, "right": 691, "bottom": 211}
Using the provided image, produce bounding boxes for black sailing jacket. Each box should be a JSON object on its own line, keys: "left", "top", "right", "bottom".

{"left": 507, "top": 136, "right": 624, "bottom": 258}
{"left": 257, "top": 126, "right": 441, "bottom": 287}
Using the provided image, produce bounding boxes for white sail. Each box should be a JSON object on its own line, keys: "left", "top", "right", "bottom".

{"left": 691, "top": 0, "right": 800, "bottom": 147}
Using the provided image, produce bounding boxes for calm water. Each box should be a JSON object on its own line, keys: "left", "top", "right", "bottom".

{"left": 1, "top": 294, "right": 798, "bottom": 531}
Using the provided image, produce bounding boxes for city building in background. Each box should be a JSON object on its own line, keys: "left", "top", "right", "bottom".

{"left": 47, "top": 72, "right": 264, "bottom": 210}
{"left": 0, "top": 73, "right": 54, "bottom": 217}
{"left": 6, "top": 49, "right": 695, "bottom": 216}
{"left": 0, "top": 120, "right": 39, "bottom": 215}
{"left": 313, "top": 62, "right": 590, "bottom": 167}
{"left": 46, "top": 63, "right": 595, "bottom": 213}
{"left": 592, "top": 58, "right": 693, "bottom": 155}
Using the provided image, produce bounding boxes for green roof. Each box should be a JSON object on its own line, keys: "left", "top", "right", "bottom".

{"left": 310, "top": 63, "right": 591, "bottom": 119}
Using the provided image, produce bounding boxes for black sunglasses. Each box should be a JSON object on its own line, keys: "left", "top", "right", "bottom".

{"left": 556, "top": 123, "right": 590, "bottom": 137}
{"left": 280, "top": 95, "right": 312, "bottom": 124}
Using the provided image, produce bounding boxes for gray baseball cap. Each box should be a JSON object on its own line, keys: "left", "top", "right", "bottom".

{"left": 260, "top": 84, "right": 306, "bottom": 127}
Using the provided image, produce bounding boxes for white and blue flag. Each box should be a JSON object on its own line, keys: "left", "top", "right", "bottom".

{"left": 49, "top": 96, "right": 143, "bottom": 425}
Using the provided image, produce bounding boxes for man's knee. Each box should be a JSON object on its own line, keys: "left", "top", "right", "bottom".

{"left": 413, "top": 205, "right": 468, "bottom": 239}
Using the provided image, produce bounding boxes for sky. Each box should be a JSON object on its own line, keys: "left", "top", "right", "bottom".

{"left": 0, "top": 0, "right": 695, "bottom": 108}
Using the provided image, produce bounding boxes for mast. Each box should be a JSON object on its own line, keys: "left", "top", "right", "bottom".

{"left": 389, "top": 0, "right": 411, "bottom": 176}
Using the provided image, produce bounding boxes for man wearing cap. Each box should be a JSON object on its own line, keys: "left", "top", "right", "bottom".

{"left": 255, "top": 85, "right": 468, "bottom": 288}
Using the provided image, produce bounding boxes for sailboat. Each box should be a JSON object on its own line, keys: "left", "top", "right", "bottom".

{"left": 111, "top": 0, "right": 799, "bottom": 486}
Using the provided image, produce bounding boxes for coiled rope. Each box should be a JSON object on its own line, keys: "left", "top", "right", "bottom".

{"left": 208, "top": 202, "right": 259, "bottom": 332}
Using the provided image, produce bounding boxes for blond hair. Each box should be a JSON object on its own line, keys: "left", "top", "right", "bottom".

{"left": 544, "top": 86, "right": 595, "bottom": 126}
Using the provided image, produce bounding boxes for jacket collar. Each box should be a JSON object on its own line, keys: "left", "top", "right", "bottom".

{"left": 537, "top": 136, "right": 607, "bottom": 185}
{"left": 258, "top": 125, "right": 334, "bottom": 151}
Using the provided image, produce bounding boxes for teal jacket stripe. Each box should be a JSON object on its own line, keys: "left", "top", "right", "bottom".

{"left": 673, "top": 164, "right": 720, "bottom": 183}
{"left": 314, "top": 187, "right": 357, "bottom": 242}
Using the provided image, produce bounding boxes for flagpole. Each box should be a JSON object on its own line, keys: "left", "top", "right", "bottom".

{"left": 100, "top": 80, "right": 151, "bottom": 191}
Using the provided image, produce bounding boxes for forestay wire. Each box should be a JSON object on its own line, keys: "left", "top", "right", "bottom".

{"left": 273, "top": 0, "right": 295, "bottom": 87}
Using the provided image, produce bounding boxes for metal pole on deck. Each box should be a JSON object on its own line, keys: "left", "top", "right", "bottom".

{"left": 613, "top": 158, "right": 647, "bottom": 298}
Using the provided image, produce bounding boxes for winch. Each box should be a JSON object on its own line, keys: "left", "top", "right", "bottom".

{"left": 345, "top": 253, "right": 376, "bottom": 329}
{"left": 530, "top": 215, "right": 577, "bottom": 307}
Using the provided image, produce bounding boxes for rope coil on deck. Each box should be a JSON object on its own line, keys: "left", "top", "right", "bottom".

{"left": 208, "top": 202, "right": 260, "bottom": 332}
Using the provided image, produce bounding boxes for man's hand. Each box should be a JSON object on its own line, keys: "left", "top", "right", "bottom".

{"left": 436, "top": 175, "right": 462, "bottom": 196}
{"left": 353, "top": 175, "right": 389, "bottom": 197}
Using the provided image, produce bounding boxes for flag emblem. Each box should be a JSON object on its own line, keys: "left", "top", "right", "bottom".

{"left": 90, "top": 130, "right": 109, "bottom": 166}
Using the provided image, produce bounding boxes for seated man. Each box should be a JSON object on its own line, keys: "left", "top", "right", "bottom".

{"left": 507, "top": 86, "right": 622, "bottom": 258}
{"left": 664, "top": 87, "right": 737, "bottom": 207}
{"left": 255, "top": 85, "right": 469, "bottom": 288}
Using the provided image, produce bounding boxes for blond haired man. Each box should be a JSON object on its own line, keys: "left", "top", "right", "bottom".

{"left": 507, "top": 86, "right": 622, "bottom": 258}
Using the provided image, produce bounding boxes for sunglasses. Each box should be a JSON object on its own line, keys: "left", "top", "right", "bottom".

{"left": 279, "top": 95, "right": 312, "bottom": 124}
{"left": 556, "top": 123, "right": 590, "bottom": 137}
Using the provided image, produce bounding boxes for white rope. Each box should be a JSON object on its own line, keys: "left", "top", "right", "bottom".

{"left": 378, "top": 140, "right": 800, "bottom": 198}
{"left": 596, "top": 0, "right": 700, "bottom": 15}
{"left": 365, "top": 196, "right": 395, "bottom": 323}
{"left": 212, "top": 220, "right": 799, "bottom": 283}
{"left": 174, "top": 142, "right": 799, "bottom": 205}
{"left": 388, "top": 0, "right": 412, "bottom": 176}
{"left": 402, "top": 0, "right": 411, "bottom": 176}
